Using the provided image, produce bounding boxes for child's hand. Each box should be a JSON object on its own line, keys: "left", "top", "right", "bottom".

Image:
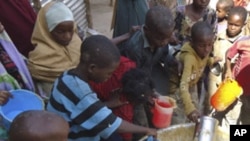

{"left": 146, "top": 128, "right": 158, "bottom": 138}
{"left": 106, "top": 88, "right": 128, "bottom": 108}
{"left": 213, "top": 56, "right": 222, "bottom": 63}
{"left": 187, "top": 110, "right": 200, "bottom": 123}
{"left": 224, "top": 70, "right": 232, "bottom": 80}
{"left": 0, "top": 22, "right": 4, "bottom": 33}
{"left": 0, "top": 91, "right": 13, "bottom": 105}
{"left": 129, "top": 25, "right": 141, "bottom": 36}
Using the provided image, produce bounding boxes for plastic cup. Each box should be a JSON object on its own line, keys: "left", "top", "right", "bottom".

{"left": 152, "top": 96, "right": 176, "bottom": 128}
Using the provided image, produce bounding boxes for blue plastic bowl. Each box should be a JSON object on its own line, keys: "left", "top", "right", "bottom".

{"left": 0, "top": 89, "right": 45, "bottom": 130}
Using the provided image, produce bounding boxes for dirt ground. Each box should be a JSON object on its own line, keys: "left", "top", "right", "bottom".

{"left": 89, "top": 0, "right": 114, "bottom": 38}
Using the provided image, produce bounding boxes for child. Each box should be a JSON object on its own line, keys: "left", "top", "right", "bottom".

{"left": 90, "top": 65, "right": 157, "bottom": 141}
{"left": 170, "top": 0, "right": 217, "bottom": 108}
{"left": 120, "top": 6, "right": 174, "bottom": 139}
{"left": 176, "top": 21, "right": 221, "bottom": 123}
{"left": 121, "top": 5, "right": 175, "bottom": 95}
{"left": 8, "top": 110, "right": 69, "bottom": 141}
{"left": 209, "top": 6, "right": 248, "bottom": 100}
{"left": 46, "top": 35, "right": 157, "bottom": 141}
{"left": 224, "top": 36, "right": 250, "bottom": 125}
{"left": 173, "top": 0, "right": 217, "bottom": 46}
{"left": 28, "top": 1, "right": 82, "bottom": 100}
{"left": 216, "top": 0, "right": 235, "bottom": 34}
{"left": 88, "top": 56, "right": 136, "bottom": 141}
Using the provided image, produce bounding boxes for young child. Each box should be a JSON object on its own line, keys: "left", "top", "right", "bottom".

{"left": 88, "top": 56, "right": 136, "bottom": 141}
{"left": 173, "top": 0, "right": 217, "bottom": 46}
{"left": 121, "top": 5, "right": 175, "bottom": 95}
{"left": 28, "top": 1, "right": 82, "bottom": 100}
{"left": 175, "top": 21, "right": 221, "bottom": 123}
{"left": 216, "top": 0, "right": 235, "bottom": 34}
{"left": 8, "top": 110, "right": 69, "bottom": 141}
{"left": 90, "top": 65, "right": 157, "bottom": 141}
{"left": 120, "top": 6, "right": 174, "bottom": 139}
{"left": 209, "top": 6, "right": 248, "bottom": 100}
{"left": 46, "top": 35, "right": 157, "bottom": 141}
{"left": 224, "top": 36, "right": 250, "bottom": 125}
{"left": 170, "top": 0, "right": 217, "bottom": 108}
{"left": 122, "top": 68, "right": 158, "bottom": 139}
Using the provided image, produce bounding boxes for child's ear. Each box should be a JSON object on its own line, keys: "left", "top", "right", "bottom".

{"left": 143, "top": 25, "right": 150, "bottom": 34}
{"left": 143, "top": 25, "right": 149, "bottom": 31}
{"left": 88, "top": 64, "right": 97, "bottom": 73}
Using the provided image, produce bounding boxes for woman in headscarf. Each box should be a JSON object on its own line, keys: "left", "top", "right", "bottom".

{"left": 28, "top": 1, "right": 81, "bottom": 100}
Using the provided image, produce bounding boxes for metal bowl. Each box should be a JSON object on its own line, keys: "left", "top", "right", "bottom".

{"left": 211, "top": 63, "right": 222, "bottom": 76}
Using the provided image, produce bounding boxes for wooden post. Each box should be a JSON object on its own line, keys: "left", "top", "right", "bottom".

{"left": 84, "top": 0, "right": 93, "bottom": 28}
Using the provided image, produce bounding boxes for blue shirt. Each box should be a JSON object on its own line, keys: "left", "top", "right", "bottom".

{"left": 47, "top": 70, "right": 122, "bottom": 141}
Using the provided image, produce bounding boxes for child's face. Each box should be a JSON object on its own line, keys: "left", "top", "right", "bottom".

{"left": 90, "top": 61, "right": 120, "bottom": 83}
{"left": 191, "top": 34, "right": 214, "bottom": 59}
{"left": 227, "top": 14, "right": 245, "bottom": 37}
{"left": 193, "top": 0, "right": 210, "bottom": 9}
{"left": 216, "top": 3, "right": 228, "bottom": 21}
{"left": 144, "top": 26, "right": 174, "bottom": 48}
{"left": 50, "top": 21, "right": 74, "bottom": 46}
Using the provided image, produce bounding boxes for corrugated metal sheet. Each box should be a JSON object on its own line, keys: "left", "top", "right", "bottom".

{"left": 30, "top": 0, "right": 89, "bottom": 32}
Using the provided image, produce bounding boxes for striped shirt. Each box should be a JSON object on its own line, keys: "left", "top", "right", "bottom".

{"left": 46, "top": 70, "right": 122, "bottom": 141}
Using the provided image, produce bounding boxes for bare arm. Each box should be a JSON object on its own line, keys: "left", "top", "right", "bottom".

{"left": 224, "top": 57, "right": 232, "bottom": 79}
{"left": 111, "top": 25, "right": 141, "bottom": 45}
{"left": 110, "top": 32, "right": 131, "bottom": 45}
{"left": 117, "top": 120, "right": 157, "bottom": 137}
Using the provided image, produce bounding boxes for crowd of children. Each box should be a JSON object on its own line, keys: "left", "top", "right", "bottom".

{"left": 1, "top": 0, "right": 250, "bottom": 141}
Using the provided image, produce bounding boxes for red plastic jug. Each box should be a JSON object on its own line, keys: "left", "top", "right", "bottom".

{"left": 152, "top": 96, "right": 176, "bottom": 129}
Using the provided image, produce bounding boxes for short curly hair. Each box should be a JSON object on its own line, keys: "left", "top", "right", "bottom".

{"left": 121, "top": 68, "right": 155, "bottom": 103}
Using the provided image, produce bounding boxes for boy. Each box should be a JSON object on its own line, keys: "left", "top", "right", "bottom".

{"left": 8, "top": 110, "right": 69, "bottom": 141}
{"left": 90, "top": 65, "right": 157, "bottom": 141}
{"left": 209, "top": 6, "right": 248, "bottom": 103}
{"left": 120, "top": 5, "right": 174, "bottom": 139}
{"left": 121, "top": 5, "right": 175, "bottom": 95}
{"left": 176, "top": 21, "right": 221, "bottom": 123}
{"left": 216, "top": 0, "right": 234, "bottom": 34}
{"left": 46, "top": 35, "right": 157, "bottom": 141}
{"left": 88, "top": 56, "right": 136, "bottom": 141}
{"left": 173, "top": 0, "right": 217, "bottom": 46}
{"left": 209, "top": 7, "right": 247, "bottom": 128}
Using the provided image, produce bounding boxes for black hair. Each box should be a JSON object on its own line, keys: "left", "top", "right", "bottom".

{"left": 145, "top": 5, "right": 175, "bottom": 35}
{"left": 121, "top": 68, "right": 155, "bottom": 103}
{"left": 228, "top": 6, "right": 248, "bottom": 23}
{"left": 191, "top": 21, "right": 214, "bottom": 41}
{"left": 217, "top": 0, "right": 234, "bottom": 12}
{"left": 80, "top": 35, "right": 120, "bottom": 68}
